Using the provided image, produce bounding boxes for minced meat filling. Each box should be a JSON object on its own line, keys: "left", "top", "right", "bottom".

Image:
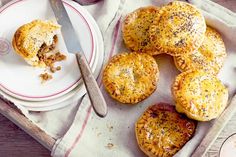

{"left": 39, "top": 73, "right": 52, "bottom": 83}
{"left": 38, "top": 35, "right": 67, "bottom": 82}
{"left": 38, "top": 35, "right": 58, "bottom": 56}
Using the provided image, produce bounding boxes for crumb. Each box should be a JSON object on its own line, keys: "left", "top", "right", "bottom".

{"left": 49, "top": 65, "right": 61, "bottom": 73}
{"left": 55, "top": 52, "right": 66, "bottom": 61}
{"left": 56, "top": 66, "right": 61, "bottom": 71}
{"left": 106, "top": 124, "right": 114, "bottom": 132}
{"left": 109, "top": 126, "right": 113, "bottom": 132}
{"left": 39, "top": 73, "right": 52, "bottom": 83}
{"left": 97, "top": 132, "right": 102, "bottom": 137}
{"left": 42, "top": 52, "right": 66, "bottom": 68}
{"left": 50, "top": 66, "right": 56, "bottom": 73}
{"left": 106, "top": 143, "right": 114, "bottom": 149}
{"left": 38, "top": 51, "right": 66, "bottom": 80}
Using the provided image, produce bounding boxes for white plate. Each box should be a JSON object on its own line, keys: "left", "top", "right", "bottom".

{"left": 220, "top": 133, "right": 236, "bottom": 157}
{"left": 0, "top": 0, "right": 97, "bottom": 101}
{"left": 0, "top": 10, "right": 104, "bottom": 111}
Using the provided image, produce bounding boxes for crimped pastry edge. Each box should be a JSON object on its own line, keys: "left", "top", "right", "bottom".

{"left": 173, "top": 26, "right": 227, "bottom": 75}
{"left": 122, "top": 6, "right": 163, "bottom": 55}
{"left": 102, "top": 52, "right": 159, "bottom": 104}
{"left": 12, "top": 20, "right": 60, "bottom": 67}
{"left": 172, "top": 70, "right": 228, "bottom": 121}
{"left": 135, "top": 103, "right": 197, "bottom": 156}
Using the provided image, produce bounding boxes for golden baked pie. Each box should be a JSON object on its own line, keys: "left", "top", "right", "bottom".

{"left": 12, "top": 20, "right": 62, "bottom": 67}
{"left": 174, "top": 26, "right": 226, "bottom": 75}
{"left": 149, "top": 1, "right": 206, "bottom": 56}
{"left": 103, "top": 52, "right": 159, "bottom": 104}
{"left": 172, "top": 70, "right": 228, "bottom": 121}
{"left": 122, "top": 6, "right": 162, "bottom": 55}
{"left": 135, "top": 103, "right": 196, "bottom": 157}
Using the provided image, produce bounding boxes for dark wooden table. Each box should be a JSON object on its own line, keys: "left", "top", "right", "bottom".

{"left": 0, "top": 0, "right": 236, "bottom": 157}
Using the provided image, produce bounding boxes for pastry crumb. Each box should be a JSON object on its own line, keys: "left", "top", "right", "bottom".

{"left": 39, "top": 73, "right": 52, "bottom": 83}
{"left": 106, "top": 124, "right": 114, "bottom": 132}
{"left": 43, "top": 51, "right": 66, "bottom": 72}
{"left": 39, "top": 50, "right": 66, "bottom": 81}
{"left": 108, "top": 126, "right": 113, "bottom": 132}
{"left": 50, "top": 66, "right": 56, "bottom": 73}
{"left": 106, "top": 143, "right": 114, "bottom": 149}
{"left": 56, "top": 66, "right": 61, "bottom": 71}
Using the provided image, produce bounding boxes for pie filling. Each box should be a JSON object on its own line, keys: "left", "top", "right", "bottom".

{"left": 37, "top": 35, "right": 67, "bottom": 82}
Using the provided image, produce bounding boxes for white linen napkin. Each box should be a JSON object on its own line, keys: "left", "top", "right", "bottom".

{"left": 1, "top": 0, "right": 236, "bottom": 157}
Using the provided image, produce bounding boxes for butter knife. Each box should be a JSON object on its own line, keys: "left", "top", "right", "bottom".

{"left": 49, "top": 0, "right": 107, "bottom": 117}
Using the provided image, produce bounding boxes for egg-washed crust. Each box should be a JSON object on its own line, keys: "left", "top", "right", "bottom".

{"left": 12, "top": 20, "right": 60, "bottom": 62}
{"left": 174, "top": 26, "right": 226, "bottom": 75}
{"left": 122, "top": 6, "right": 162, "bottom": 55}
{"left": 103, "top": 52, "right": 159, "bottom": 104}
{"left": 135, "top": 103, "right": 196, "bottom": 157}
{"left": 172, "top": 70, "right": 228, "bottom": 121}
{"left": 149, "top": 1, "right": 206, "bottom": 56}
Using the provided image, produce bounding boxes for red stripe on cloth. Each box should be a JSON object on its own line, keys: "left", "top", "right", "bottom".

{"left": 64, "top": 18, "right": 122, "bottom": 157}
{"left": 98, "top": 18, "right": 122, "bottom": 86}
{"left": 64, "top": 106, "right": 92, "bottom": 157}
{"left": 108, "top": 18, "right": 121, "bottom": 60}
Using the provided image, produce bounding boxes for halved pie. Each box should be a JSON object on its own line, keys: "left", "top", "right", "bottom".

{"left": 12, "top": 20, "right": 64, "bottom": 67}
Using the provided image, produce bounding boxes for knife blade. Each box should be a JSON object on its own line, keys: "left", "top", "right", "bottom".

{"left": 49, "top": 0, "right": 107, "bottom": 117}
{"left": 49, "top": 0, "right": 82, "bottom": 53}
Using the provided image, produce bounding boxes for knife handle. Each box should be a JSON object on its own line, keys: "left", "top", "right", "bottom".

{"left": 76, "top": 53, "right": 108, "bottom": 117}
